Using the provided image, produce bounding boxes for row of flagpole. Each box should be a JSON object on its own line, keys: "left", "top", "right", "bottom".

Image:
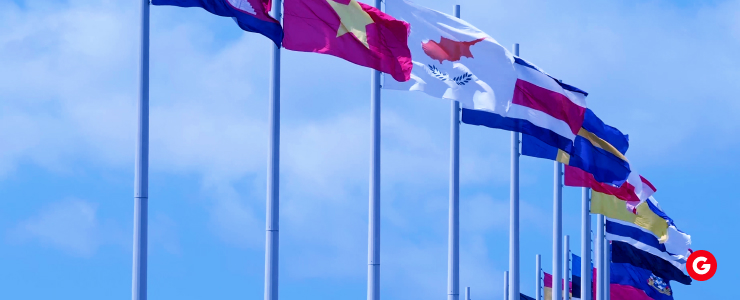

{"left": 522, "top": 234, "right": 611, "bottom": 300}
{"left": 130, "top": 0, "right": 612, "bottom": 299}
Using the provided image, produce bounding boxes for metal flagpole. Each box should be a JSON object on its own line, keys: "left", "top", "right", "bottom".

{"left": 367, "top": 0, "right": 382, "bottom": 299}
{"left": 504, "top": 271, "right": 510, "bottom": 300}
{"left": 564, "top": 235, "right": 570, "bottom": 300}
{"left": 536, "top": 254, "right": 542, "bottom": 300}
{"left": 509, "top": 42, "right": 521, "bottom": 300}
{"left": 552, "top": 162, "right": 563, "bottom": 300}
{"left": 581, "top": 188, "right": 591, "bottom": 300}
{"left": 264, "top": 0, "right": 282, "bottom": 299}
{"left": 605, "top": 241, "right": 610, "bottom": 300}
{"left": 595, "top": 215, "right": 604, "bottom": 300}
{"left": 131, "top": 0, "right": 149, "bottom": 298}
{"left": 447, "top": 5, "right": 461, "bottom": 300}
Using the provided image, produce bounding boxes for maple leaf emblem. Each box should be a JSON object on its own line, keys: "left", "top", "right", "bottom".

{"left": 422, "top": 37, "right": 486, "bottom": 64}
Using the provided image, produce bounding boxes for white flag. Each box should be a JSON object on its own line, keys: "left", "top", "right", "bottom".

{"left": 383, "top": 0, "right": 517, "bottom": 113}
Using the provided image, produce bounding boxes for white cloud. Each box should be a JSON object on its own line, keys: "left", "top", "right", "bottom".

{"left": 7, "top": 199, "right": 122, "bottom": 257}
{"left": 7, "top": 198, "right": 182, "bottom": 258}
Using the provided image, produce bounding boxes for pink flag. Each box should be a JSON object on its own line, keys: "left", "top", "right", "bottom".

{"left": 283, "top": 0, "right": 412, "bottom": 81}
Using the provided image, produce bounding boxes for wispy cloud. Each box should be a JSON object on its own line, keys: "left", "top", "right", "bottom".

{"left": 7, "top": 199, "right": 121, "bottom": 257}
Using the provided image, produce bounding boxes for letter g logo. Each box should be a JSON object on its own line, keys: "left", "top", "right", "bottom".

{"left": 687, "top": 250, "right": 716, "bottom": 281}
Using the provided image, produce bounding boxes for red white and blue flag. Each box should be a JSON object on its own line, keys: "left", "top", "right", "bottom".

{"left": 461, "top": 57, "right": 588, "bottom": 153}
{"left": 153, "top": 0, "right": 284, "bottom": 46}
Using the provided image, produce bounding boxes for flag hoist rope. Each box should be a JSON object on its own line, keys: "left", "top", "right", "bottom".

{"left": 564, "top": 235, "right": 570, "bottom": 300}
{"left": 536, "top": 254, "right": 542, "bottom": 300}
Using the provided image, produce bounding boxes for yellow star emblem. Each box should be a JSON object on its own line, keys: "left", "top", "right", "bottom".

{"left": 326, "top": 0, "right": 375, "bottom": 48}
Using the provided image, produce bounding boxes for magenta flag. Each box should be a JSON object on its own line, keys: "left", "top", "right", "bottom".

{"left": 283, "top": 0, "right": 412, "bottom": 82}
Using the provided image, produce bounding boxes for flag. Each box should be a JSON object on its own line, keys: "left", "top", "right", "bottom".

{"left": 601, "top": 204, "right": 693, "bottom": 285}
{"left": 593, "top": 194, "right": 669, "bottom": 242}
{"left": 566, "top": 165, "right": 656, "bottom": 211}
{"left": 383, "top": 0, "right": 517, "bottom": 110}
{"left": 593, "top": 267, "right": 598, "bottom": 300}
{"left": 572, "top": 254, "right": 597, "bottom": 300}
{"left": 571, "top": 254, "right": 596, "bottom": 300}
{"left": 611, "top": 241, "right": 691, "bottom": 285}
{"left": 523, "top": 109, "right": 630, "bottom": 185}
{"left": 646, "top": 197, "right": 692, "bottom": 260}
{"left": 611, "top": 262, "right": 675, "bottom": 300}
{"left": 461, "top": 57, "right": 588, "bottom": 153}
{"left": 544, "top": 272, "right": 553, "bottom": 300}
{"left": 520, "top": 294, "right": 536, "bottom": 300}
{"left": 572, "top": 255, "right": 583, "bottom": 300}
{"left": 544, "top": 271, "right": 573, "bottom": 300}
{"left": 601, "top": 198, "right": 693, "bottom": 285}
{"left": 152, "top": 0, "right": 283, "bottom": 46}
{"left": 382, "top": 0, "right": 587, "bottom": 153}
{"left": 282, "top": 0, "right": 412, "bottom": 81}
{"left": 631, "top": 172, "right": 657, "bottom": 202}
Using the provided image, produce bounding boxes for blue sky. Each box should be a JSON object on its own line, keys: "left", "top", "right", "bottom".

{"left": 1, "top": 0, "right": 738, "bottom": 299}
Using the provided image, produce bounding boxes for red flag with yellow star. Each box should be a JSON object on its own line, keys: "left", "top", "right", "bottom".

{"left": 283, "top": 0, "right": 412, "bottom": 82}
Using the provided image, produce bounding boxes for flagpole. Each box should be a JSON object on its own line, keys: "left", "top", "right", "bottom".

{"left": 447, "top": 5, "right": 461, "bottom": 300}
{"left": 536, "top": 254, "right": 542, "bottom": 300}
{"left": 564, "top": 235, "right": 570, "bottom": 300}
{"left": 581, "top": 188, "right": 591, "bottom": 300}
{"left": 605, "top": 241, "right": 610, "bottom": 300}
{"left": 367, "top": 0, "right": 382, "bottom": 299}
{"left": 504, "top": 271, "right": 509, "bottom": 300}
{"left": 552, "top": 162, "right": 563, "bottom": 300}
{"left": 548, "top": 161, "right": 563, "bottom": 300}
{"left": 595, "top": 215, "right": 604, "bottom": 300}
{"left": 509, "top": 42, "right": 521, "bottom": 300}
{"left": 131, "top": 0, "right": 149, "bottom": 298}
{"left": 367, "top": 70, "right": 381, "bottom": 300}
{"left": 264, "top": 0, "right": 282, "bottom": 299}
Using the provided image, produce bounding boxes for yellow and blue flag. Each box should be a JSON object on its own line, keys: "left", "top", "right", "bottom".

{"left": 522, "top": 108, "right": 630, "bottom": 185}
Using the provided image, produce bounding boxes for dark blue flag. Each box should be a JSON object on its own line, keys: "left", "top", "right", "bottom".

{"left": 153, "top": 0, "right": 284, "bottom": 46}
{"left": 520, "top": 293, "right": 535, "bottom": 300}
{"left": 611, "top": 241, "right": 691, "bottom": 285}
{"left": 611, "top": 262, "right": 675, "bottom": 300}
